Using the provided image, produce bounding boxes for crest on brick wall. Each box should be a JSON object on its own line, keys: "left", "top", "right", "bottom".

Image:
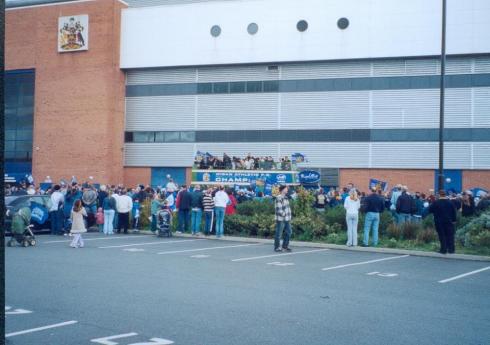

{"left": 58, "top": 15, "right": 89, "bottom": 52}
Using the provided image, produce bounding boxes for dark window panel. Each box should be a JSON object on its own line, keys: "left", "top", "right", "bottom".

{"left": 230, "top": 82, "right": 246, "bottom": 93}
{"left": 246, "top": 81, "right": 262, "bottom": 93}
{"left": 263, "top": 81, "right": 279, "bottom": 92}
{"left": 165, "top": 132, "right": 180, "bottom": 142}
{"left": 133, "top": 132, "right": 155, "bottom": 143}
{"left": 154, "top": 132, "right": 165, "bottom": 142}
{"left": 125, "top": 132, "right": 134, "bottom": 142}
{"left": 197, "top": 83, "right": 213, "bottom": 94}
{"left": 180, "top": 131, "right": 196, "bottom": 142}
{"left": 213, "top": 82, "right": 229, "bottom": 94}
{"left": 15, "top": 141, "right": 33, "bottom": 151}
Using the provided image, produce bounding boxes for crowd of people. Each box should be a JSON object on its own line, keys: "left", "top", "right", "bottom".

{"left": 194, "top": 152, "right": 293, "bottom": 171}
{"left": 5, "top": 176, "right": 490, "bottom": 253}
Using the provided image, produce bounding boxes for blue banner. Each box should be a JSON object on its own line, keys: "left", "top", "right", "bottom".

{"left": 369, "top": 178, "right": 388, "bottom": 192}
{"left": 30, "top": 201, "right": 49, "bottom": 225}
{"left": 192, "top": 170, "right": 298, "bottom": 185}
{"left": 298, "top": 170, "right": 321, "bottom": 184}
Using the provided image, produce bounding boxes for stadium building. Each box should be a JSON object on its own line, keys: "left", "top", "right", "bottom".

{"left": 5, "top": 0, "right": 490, "bottom": 192}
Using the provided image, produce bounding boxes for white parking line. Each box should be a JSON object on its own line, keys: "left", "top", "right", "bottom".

{"left": 99, "top": 239, "right": 202, "bottom": 249}
{"left": 43, "top": 235, "right": 154, "bottom": 244}
{"left": 231, "top": 249, "right": 329, "bottom": 262}
{"left": 438, "top": 266, "right": 490, "bottom": 284}
{"left": 5, "top": 320, "right": 78, "bottom": 337}
{"left": 321, "top": 254, "right": 410, "bottom": 271}
{"left": 157, "top": 243, "right": 262, "bottom": 255}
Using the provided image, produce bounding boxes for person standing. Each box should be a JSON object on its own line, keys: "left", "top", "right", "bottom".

{"left": 49, "top": 185, "right": 65, "bottom": 235}
{"left": 274, "top": 185, "right": 292, "bottom": 252}
{"left": 429, "top": 190, "right": 457, "bottom": 254}
{"left": 461, "top": 192, "right": 475, "bottom": 217}
{"left": 362, "top": 187, "right": 385, "bottom": 247}
{"left": 344, "top": 189, "right": 361, "bottom": 247}
{"left": 225, "top": 189, "right": 237, "bottom": 215}
{"left": 116, "top": 190, "right": 133, "bottom": 234}
{"left": 396, "top": 187, "right": 415, "bottom": 224}
{"left": 102, "top": 191, "right": 117, "bottom": 235}
{"left": 190, "top": 185, "right": 204, "bottom": 235}
{"left": 202, "top": 188, "right": 215, "bottom": 235}
{"left": 213, "top": 185, "right": 230, "bottom": 238}
{"left": 70, "top": 200, "right": 87, "bottom": 248}
{"left": 176, "top": 186, "right": 192, "bottom": 234}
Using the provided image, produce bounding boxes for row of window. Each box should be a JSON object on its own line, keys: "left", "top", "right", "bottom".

{"left": 210, "top": 18, "right": 349, "bottom": 37}
{"left": 4, "top": 151, "right": 32, "bottom": 162}
{"left": 125, "top": 131, "right": 195, "bottom": 143}
{"left": 197, "top": 80, "right": 279, "bottom": 94}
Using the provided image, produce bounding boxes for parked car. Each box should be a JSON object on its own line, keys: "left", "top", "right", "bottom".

{"left": 5, "top": 195, "right": 52, "bottom": 234}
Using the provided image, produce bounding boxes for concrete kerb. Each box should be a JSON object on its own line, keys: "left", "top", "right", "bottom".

{"left": 138, "top": 230, "right": 490, "bottom": 262}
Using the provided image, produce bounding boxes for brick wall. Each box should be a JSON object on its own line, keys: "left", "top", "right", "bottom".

{"left": 339, "top": 169, "right": 435, "bottom": 193}
{"left": 123, "top": 167, "right": 152, "bottom": 188}
{"left": 463, "top": 170, "right": 490, "bottom": 191}
{"left": 6, "top": 0, "right": 127, "bottom": 185}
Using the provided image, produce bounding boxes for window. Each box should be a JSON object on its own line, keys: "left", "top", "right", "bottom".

{"left": 263, "top": 81, "right": 279, "bottom": 92}
{"left": 180, "top": 131, "right": 196, "bottom": 142}
{"left": 133, "top": 132, "right": 154, "bottom": 143}
{"left": 197, "top": 83, "right": 213, "bottom": 94}
{"left": 230, "top": 82, "right": 246, "bottom": 93}
{"left": 246, "top": 81, "right": 262, "bottom": 93}
{"left": 213, "top": 82, "right": 229, "bottom": 93}
{"left": 165, "top": 132, "right": 180, "bottom": 142}
{"left": 154, "top": 132, "right": 165, "bottom": 142}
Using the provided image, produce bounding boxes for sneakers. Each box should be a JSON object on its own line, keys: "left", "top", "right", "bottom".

{"left": 283, "top": 247, "right": 292, "bottom": 252}
{"left": 274, "top": 248, "right": 283, "bottom": 252}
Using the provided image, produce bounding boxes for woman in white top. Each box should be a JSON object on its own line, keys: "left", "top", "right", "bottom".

{"left": 344, "top": 189, "right": 361, "bottom": 246}
{"left": 70, "top": 199, "right": 87, "bottom": 248}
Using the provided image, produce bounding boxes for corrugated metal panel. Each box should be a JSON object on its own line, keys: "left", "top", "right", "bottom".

{"left": 196, "top": 94, "right": 278, "bottom": 130}
{"left": 474, "top": 57, "right": 490, "bottom": 73}
{"left": 280, "top": 91, "right": 370, "bottom": 129}
{"left": 405, "top": 59, "right": 438, "bottom": 75}
{"left": 125, "top": 96, "right": 195, "bottom": 131}
{"left": 443, "top": 142, "right": 472, "bottom": 169}
{"left": 446, "top": 58, "right": 473, "bottom": 74}
{"left": 126, "top": 68, "right": 196, "bottom": 85}
{"left": 372, "top": 60, "right": 406, "bottom": 76}
{"left": 194, "top": 143, "right": 279, "bottom": 160}
{"left": 474, "top": 87, "right": 490, "bottom": 128}
{"left": 124, "top": 143, "right": 195, "bottom": 166}
{"left": 372, "top": 89, "right": 439, "bottom": 128}
{"left": 125, "top": 0, "right": 236, "bottom": 7}
{"left": 281, "top": 61, "right": 371, "bottom": 80}
{"left": 445, "top": 88, "right": 472, "bottom": 128}
{"left": 197, "top": 65, "right": 278, "bottom": 82}
{"left": 371, "top": 142, "right": 474, "bottom": 169}
{"left": 279, "top": 143, "right": 370, "bottom": 168}
{"left": 473, "top": 142, "right": 490, "bottom": 169}
{"left": 371, "top": 142, "right": 438, "bottom": 168}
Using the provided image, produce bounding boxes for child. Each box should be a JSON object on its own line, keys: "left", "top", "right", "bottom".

{"left": 132, "top": 199, "right": 141, "bottom": 232}
{"left": 70, "top": 199, "right": 87, "bottom": 248}
{"left": 96, "top": 207, "right": 104, "bottom": 233}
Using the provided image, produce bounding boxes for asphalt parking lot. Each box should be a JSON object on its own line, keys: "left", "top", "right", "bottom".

{"left": 5, "top": 233, "right": 490, "bottom": 345}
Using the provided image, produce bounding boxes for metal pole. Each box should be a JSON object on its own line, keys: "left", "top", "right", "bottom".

{"left": 438, "top": 0, "right": 447, "bottom": 192}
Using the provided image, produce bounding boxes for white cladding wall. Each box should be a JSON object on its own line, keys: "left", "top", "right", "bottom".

{"left": 121, "top": 0, "right": 490, "bottom": 69}
{"left": 124, "top": 142, "right": 489, "bottom": 169}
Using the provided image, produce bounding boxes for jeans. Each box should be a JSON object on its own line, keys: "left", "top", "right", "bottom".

{"left": 151, "top": 214, "right": 157, "bottom": 232}
{"left": 204, "top": 211, "right": 214, "bottom": 234}
{"left": 274, "top": 220, "right": 292, "bottom": 250}
{"left": 70, "top": 234, "right": 84, "bottom": 248}
{"left": 346, "top": 213, "right": 359, "bottom": 246}
{"left": 215, "top": 207, "right": 226, "bottom": 237}
{"left": 191, "top": 209, "right": 203, "bottom": 234}
{"left": 363, "top": 212, "right": 380, "bottom": 246}
{"left": 178, "top": 209, "right": 190, "bottom": 232}
{"left": 50, "top": 209, "right": 63, "bottom": 235}
{"left": 118, "top": 212, "right": 129, "bottom": 233}
{"left": 103, "top": 210, "right": 115, "bottom": 234}
{"left": 398, "top": 213, "right": 411, "bottom": 224}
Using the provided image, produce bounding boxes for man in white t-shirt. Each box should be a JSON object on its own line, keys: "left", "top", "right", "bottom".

{"left": 213, "top": 186, "right": 230, "bottom": 238}
{"left": 116, "top": 190, "right": 133, "bottom": 234}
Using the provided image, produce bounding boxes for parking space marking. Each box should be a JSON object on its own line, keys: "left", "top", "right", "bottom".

{"left": 91, "top": 333, "right": 174, "bottom": 345}
{"left": 267, "top": 262, "right": 295, "bottom": 266}
{"left": 5, "top": 320, "right": 78, "bottom": 337}
{"left": 231, "top": 249, "right": 329, "bottom": 262}
{"left": 123, "top": 248, "right": 146, "bottom": 252}
{"left": 191, "top": 254, "right": 210, "bottom": 258}
{"left": 438, "top": 266, "right": 490, "bottom": 284}
{"left": 157, "top": 243, "right": 262, "bottom": 255}
{"left": 5, "top": 306, "right": 33, "bottom": 315}
{"left": 321, "top": 254, "right": 410, "bottom": 271}
{"left": 99, "top": 239, "right": 202, "bottom": 249}
{"left": 43, "top": 235, "right": 154, "bottom": 244}
{"left": 367, "top": 271, "right": 399, "bottom": 277}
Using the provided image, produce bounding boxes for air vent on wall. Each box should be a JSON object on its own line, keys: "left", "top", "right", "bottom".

{"left": 267, "top": 65, "right": 279, "bottom": 71}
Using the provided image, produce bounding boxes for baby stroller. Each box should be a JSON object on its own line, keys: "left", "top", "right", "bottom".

{"left": 8, "top": 207, "right": 36, "bottom": 247}
{"left": 156, "top": 207, "right": 173, "bottom": 237}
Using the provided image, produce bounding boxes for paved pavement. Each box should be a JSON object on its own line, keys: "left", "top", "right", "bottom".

{"left": 5, "top": 233, "right": 490, "bottom": 345}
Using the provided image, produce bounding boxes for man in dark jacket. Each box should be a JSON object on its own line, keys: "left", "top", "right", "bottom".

{"left": 396, "top": 187, "right": 415, "bottom": 224}
{"left": 429, "top": 190, "right": 457, "bottom": 254}
{"left": 190, "top": 185, "right": 204, "bottom": 235}
{"left": 362, "top": 188, "right": 385, "bottom": 247}
{"left": 176, "top": 185, "right": 192, "bottom": 233}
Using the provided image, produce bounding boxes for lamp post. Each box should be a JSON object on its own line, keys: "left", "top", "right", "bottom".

{"left": 438, "top": 0, "right": 447, "bottom": 192}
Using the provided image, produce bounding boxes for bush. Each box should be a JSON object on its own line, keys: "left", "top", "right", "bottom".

{"left": 471, "top": 230, "right": 490, "bottom": 247}
{"left": 400, "top": 222, "right": 420, "bottom": 240}
{"left": 236, "top": 199, "right": 274, "bottom": 216}
{"left": 416, "top": 228, "right": 438, "bottom": 244}
{"left": 324, "top": 206, "right": 346, "bottom": 229}
{"left": 456, "top": 211, "right": 490, "bottom": 247}
{"left": 139, "top": 199, "right": 152, "bottom": 230}
{"left": 386, "top": 223, "right": 402, "bottom": 240}
{"left": 386, "top": 238, "right": 398, "bottom": 248}
{"left": 291, "top": 215, "right": 327, "bottom": 239}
